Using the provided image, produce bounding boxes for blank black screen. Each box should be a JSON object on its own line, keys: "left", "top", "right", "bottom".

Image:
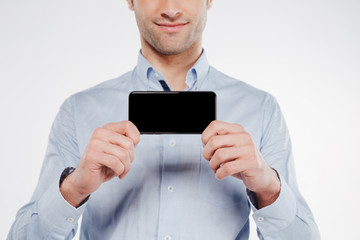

{"left": 129, "top": 91, "right": 216, "bottom": 134}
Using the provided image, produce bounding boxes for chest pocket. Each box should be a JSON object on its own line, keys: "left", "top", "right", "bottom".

{"left": 198, "top": 145, "right": 249, "bottom": 208}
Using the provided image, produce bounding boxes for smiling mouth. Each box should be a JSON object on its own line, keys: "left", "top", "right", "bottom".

{"left": 156, "top": 22, "right": 188, "bottom": 33}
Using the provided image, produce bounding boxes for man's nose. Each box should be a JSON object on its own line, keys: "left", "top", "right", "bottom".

{"left": 160, "top": 0, "right": 182, "bottom": 19}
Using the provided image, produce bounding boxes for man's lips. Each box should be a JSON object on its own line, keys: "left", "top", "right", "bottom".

{"left": 156, "top": 22, "right": 188, "bottom": 33}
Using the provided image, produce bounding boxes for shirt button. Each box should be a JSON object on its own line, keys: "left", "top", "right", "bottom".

{"left": 169, "top": 140, "right": 176, "bottom": 147}
{"left": 164, "top": 235, "right": 172, "bottom": 240}
{"left": 167, "top": 185, "right": 174, "bottom": 192}
{"left": 66, "top": 217, "right": 75, "bottom": 223}
{"left": 257, "top": 217, "right": 265, "bottom": 222}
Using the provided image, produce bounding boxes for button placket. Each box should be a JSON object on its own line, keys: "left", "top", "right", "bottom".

{"left": 157, "top": 135, "right": 180, "bottom": 240}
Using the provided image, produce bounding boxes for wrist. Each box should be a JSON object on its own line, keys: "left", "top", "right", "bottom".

{"left": 255, "top": 168, "right": 281, "bottom": 209}
{"left": 60, "top": 168, "right": 90, "bottom": 208}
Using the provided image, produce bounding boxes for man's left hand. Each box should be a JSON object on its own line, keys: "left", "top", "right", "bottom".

{"left": 201, "top": 120, "right": 281, "bottom": 208}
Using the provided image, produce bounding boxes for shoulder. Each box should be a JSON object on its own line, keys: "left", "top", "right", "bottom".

{"left": 66, "top": 71, "right": 133, "bottom": 104}
{"left": 208, "top": 66, "right": 276, "bottom": 105}
{"left": 79, "top": 71, "right": 132, "bottom": 95}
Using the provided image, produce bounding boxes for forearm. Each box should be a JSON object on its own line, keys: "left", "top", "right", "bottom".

{"left": 250, "top": 174, "right": 320, "bottom": 240}
{"left": 7, "top": 181, "right": 84, "bottom": 240}
{"left": 269, "top": 214, "right": 320, "bottom": 240}
{"left": 256, "top": 212, "right": 320, "bottom": 240}
{"left": 8, "top": 208, "right": 75, "bottom": 240}
{"left": 8, "top": 97, "right": 85, "bottom": 239}
{"left": 252, "top": 96, "right": 320, "bottom": 239}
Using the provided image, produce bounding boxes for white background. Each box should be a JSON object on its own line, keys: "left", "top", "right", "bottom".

{"left": 1, "top": 0, "right": 359, "bottom": 239}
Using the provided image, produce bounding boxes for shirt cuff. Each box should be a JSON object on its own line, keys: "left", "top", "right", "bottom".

{"left": 36, "top": 180, "right": 87, "bottom": 236}
{"left": 248, "top": 173, "right": 297, "bottom": 237}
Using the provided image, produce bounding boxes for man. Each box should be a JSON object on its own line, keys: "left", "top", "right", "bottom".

{"left": 8, "top": 0, "right": 320, "bottom": 239}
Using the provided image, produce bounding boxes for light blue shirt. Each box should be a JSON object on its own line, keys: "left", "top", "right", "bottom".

{"left": 8, "top": 52, "right": 320, "bottom": 240}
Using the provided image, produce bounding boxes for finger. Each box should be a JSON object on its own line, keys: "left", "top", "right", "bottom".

{"left": 97, "top": 141, "right": 132, "bottom": 176}
{"left": 97, "top": 152, "right": 126, "bottom": 177}
{"left": 91, "top": 127, "right": 135, "bottom": 162}
{"left": 105, "top": 133, "right": 135, "bottom": 163}
{"left": 209, "top": 146, "right": 252, "bottom": 172}
{"left": 215, "top": 160, "right": 248, "bottom": 180}
{"left": 201, "top": 120, "right": 245, "bottom": 146}
{"left": 118, "top": 150, "right": 131, "bottom": 179}
{"left": 203, "top": 134, "right": 235, "bottom": 160}
{"left": 103, "top": 121, "right": 141, "bottom": 145}
{"left": 203, "top": 132, "right": 252, "bottom": 160}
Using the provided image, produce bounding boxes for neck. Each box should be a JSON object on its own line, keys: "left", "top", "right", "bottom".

{"left": 141, "top": 39, "right": 203, "bottom": 91}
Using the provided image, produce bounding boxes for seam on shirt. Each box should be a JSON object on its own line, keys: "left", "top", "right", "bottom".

{"left": 55, "top": 142, "right": 69, "bottom": 168}
{"left": 55, "top": 97, "right": 80, "bottom": 166}
{"left": 70, "top": 95, "right": 81, "bottom": 158}
{"left": 260, "top": 94, "right": 276, "bottom": 150}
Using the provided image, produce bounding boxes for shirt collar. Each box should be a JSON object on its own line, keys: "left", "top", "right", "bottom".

{"left": 134, "top": 50, "right": 209, "bottom": 91}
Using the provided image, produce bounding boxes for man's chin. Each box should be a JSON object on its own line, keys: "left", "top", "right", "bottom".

{"left": 157, "top": 50, "right": 183, "bottom": 56}
{"left": 152, "top": 44, "right": 191, "bottom": 56}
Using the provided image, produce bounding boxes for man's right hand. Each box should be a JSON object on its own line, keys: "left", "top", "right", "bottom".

{"left": 60, "top": 121, "right": 140, "bottom": 207}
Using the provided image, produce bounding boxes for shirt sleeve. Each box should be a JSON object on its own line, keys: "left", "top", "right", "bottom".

{"left": 250, "top": 95, "right": 321, "bottom": 240}
{"left": 7, "top": 96, "right": 86, "bottom": 240}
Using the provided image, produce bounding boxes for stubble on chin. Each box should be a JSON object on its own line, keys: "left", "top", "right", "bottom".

{"left": 137, "top": 11, "right": 207, "bottom": 56}
{"left": 142, "top": 25, "right": 192, "bottom": 56}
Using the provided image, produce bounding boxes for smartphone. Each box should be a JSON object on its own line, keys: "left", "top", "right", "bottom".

{"left": 128, "top": 91, "right": 216, "bottom": 134}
